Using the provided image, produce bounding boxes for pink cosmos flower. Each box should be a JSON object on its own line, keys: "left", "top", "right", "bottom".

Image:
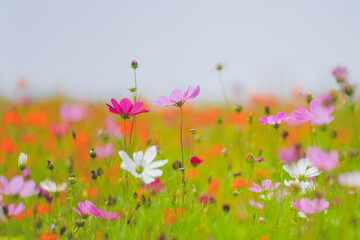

{"left": 152, "top": 85, "right": 200, "bottom": 107}
{"left": 317, "top": 93, "right": 333, "bottom": 106}
{"left": 190, "top": 156, "right": 203, "bottom": 166}
{"left": 294, "top": 100, "right": 335, "bottom": 126}
{"left": 105, "top": 117, "right": 120, "bottom": 136}
{"left": 259, "top": 217, "right": 265, "bottom": 222}
{"left": 291, "top": 198, "right": 329, "bottom": 217}
{"left": 248, "top": 200, "right": 264, "bottom": 210}
{"left": 72, "top": 200, "right": 95, "bottom": 216}
{"left": 248, "top": 179, "right": 281, "bottom": 193}
{"left": 338, "top": 171, "right": 360, "bottom": 188}
{"left": 254, "top": 158, "right": 263, "bottom": 163}
{"left": 95, "top": 144, "right": 114, "bottom": 158}
{"left": 259, "top": 112, "right": 293, "bottom": 126}
{"left": 59, "top": 104, "right": 86, "bottom": 122}
{"left": 307, "top": 147, "right": 338, "bottom": 171}
{"left": 144, "top": 177, "right": 166, "bottom": 194}
{"left": 90, "top": 206, "right": 120, "bottom": 221}
{"left": 0, "top": 175, "right": 39, "bottom": 198}
{"left": 332, "top": 67, "right": 347, "bottom": 82}
{"left": 278, "top": 144, "right": 302, "bottom": 164}
{"left": 198, "top": 194, "right": 212, "bottom": 205}
{"left": 8, "top": 202, "right": 25, "bottom": 216}
{"left": 106, "top": 98, "right": 149, "bottom": 119}
{"left": 50, "top": 123, "right": 68, "bottom": 137}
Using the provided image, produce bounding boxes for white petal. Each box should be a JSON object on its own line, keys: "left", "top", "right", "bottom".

{"left": 296, "top": 159, "right": 308, "bottom": 176}
{"left": 283, "top": 164, "right": 298, "bottom": 179}
{"left": 119, "top": 151, "right": 136, "bottom": 170}
{"left": 144, "top": 169, "right": 163, "bottom": 177}
{"left": 132, "top": 151, "right": 144, "bottom": 165}
{"left": 143, "top": 146, "right": 157, "bottom": 166}
{"left": 141, "top": 173, "right": 155, "bottom": 184}
{"left": 305, "top": 166, "right": 322, "bottom": 178}
{"left": 147, "top": 159, "right": 168, "bottom": 170}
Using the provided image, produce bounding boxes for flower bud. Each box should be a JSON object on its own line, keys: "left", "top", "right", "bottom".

{"left": 89, "top": 148, "right": 97, "bottom": 159}
{"left": 97, "top": 167, "right": 104, "bottom": 176}
{"left": 47, "top": 160, "right": 54, "bottom": 171}
{"left": 245, "top": 153, "right": 254, "bottom": 164}
{"left": 264, "top": 106, "right": 270, "bottom": 116}
{"left": 234, "top": 104, "right": 243, "bottom": 113}
{"left": 216, "top": 63, "right": 223, "bottom": 71}
{"left": 190, "top": 129, "right": 196, "bottom": 135}
{"left": 131, "top": 60, "right": 138, "bottom": 69}
{"left": 216, "top": 116, "right": 222, "bottom": 125}
{"left": 18, "top": 153, "right": 27, "bottom": 170}
{"left": 172, "top": 160, "right": 182, "bottom": 170}
{"left": 91, "top": 170, "right": 98, "bottom": 180}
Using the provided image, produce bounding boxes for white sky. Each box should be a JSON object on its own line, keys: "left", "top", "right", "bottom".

{"left": 0, "top": 0, "right": 359, "bottom": 102}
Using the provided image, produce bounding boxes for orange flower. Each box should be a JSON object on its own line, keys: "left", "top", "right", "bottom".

{"left": 3, "top": 111, "right": 20, "bottom": 125}
{"left": 23, "top": 111, "right": 48, "bottom": 127}
{"left": 21, "top": 134, "right": 38, "bottom": 144}
{"left": 163, "top": 208, "right": 186, "bottom": 224}
{"left": 209, "top": 179, "right": 220, "bottom": 197}
{"left": 34, "top": 231, "right": 60, "bottom": 240}
{"left": 233, "top": 178, "right": 253, "bottom": 191}
{"left": 1, "top": 139, "right": 18, "bottom": 153}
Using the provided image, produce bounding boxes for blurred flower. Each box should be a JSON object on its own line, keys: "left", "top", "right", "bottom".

{"left": 40, "top": 180, "right": 68, "bottom": 193}
{"left": 144, "top": 177, "right": 166, "bottom": 194}
{"left": 18, "top": 153, "right": 28, "bottom": 170}
{"left": 259, "top": 112, "right": 293, "bottom": 127}
{"left": 198, "top": 194, "right": 212, "bottom": 205}
{"left": 95, "top": 144, "right": 114, "bottom": 158}
{"left": 72, "top": 201, "right": 95, "bottom": 217}
{"left": 106, "top": 98, "right": 149, "bottom": 119}
{"left": 332, "top": 67, "right": 347, "bottom": 83}
{"left": 190, "top": 156, "right": 203, "bottom": 167}
{"left": 294, "top": 100, "right": 335, "bottom": 126}
{"left": 59, "top": 104, "right": 86, "bottom": 122}
{"left": 284, "top": 179, "right": 315, "bottom": 194}
{"left": 338, "top": 172, "right": 360, "bottom": 188}
{"left": 8, "top": 202, "right": 25, "bottom": 216}
{"left": 152, "top": 85, "right": 200, "bottom": 107}
{"left": 233, "top": 178, "right": 253, "bottom": 191}
{"left": 90, "top": 206, "right": 120, "bottom": 221}
{"left": 248, "top": 200, "right": 264, "bottom": 210}
{"left": 0, "top": 175, "right": 39, "bottom": 198}
{"left": 317, "top": 93, "right": 333, "bottom": 106}
{"left": 22, "top": 169, "right": 31, "bottom": 178}
{"left": 278, "top": 145, "right": 302, "bottom": 164}
{"left": 248, "top": 179, "right": 280, "bottom": 193}
{"left": 163, "top": 208, "right": 186, "bottom": 224}
{"left": 283, "top": 158, "right": 321, "bottom": 180}
{"left": 307, "top": 147, "right": 338, "bottom": 171}
{"left": 119, "top": 146, "right": 168, "bottom": 184}
{"left": 291, "top": 198, "right": 329, "bottom": 218}
{"left": 254, "top": 158, "right": 263, "bottom": 163}
{"left": 259, "top": 217, "right": 265, "bottom": 222}
{"left": 50, "top": 123, "right": 68, "bottom": 137}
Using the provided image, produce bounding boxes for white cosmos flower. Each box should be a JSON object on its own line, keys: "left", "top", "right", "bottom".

{"left": 119, "top": 146, "right": 168, "bottom": 184}
{"left": 284, "top": 179, "right": 315, "bottom": 194}
{"left": 283, "top": 158, "right": 321, "bottom": 179}
{"left": 40, "top": 179, "right": 68, "bottom": 192}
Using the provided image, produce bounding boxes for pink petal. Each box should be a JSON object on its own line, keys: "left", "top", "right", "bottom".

{"left": 119, "top": 98, "right": 133, "bottom": 114}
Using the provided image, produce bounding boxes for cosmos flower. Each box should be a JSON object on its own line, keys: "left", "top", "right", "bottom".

{"left": 291, "top": 198, "right": 329, "bottom": 218}
{"left": 72, "top": 200, "right": 95, "bottom": 216}
{"left": 119, "top": 146, "right": 168, "bottom": 184}
{"left": 190, "top": 156, "right": 203, "bottom": 167}
{"left": 283, "top": 158, "right": 321, "bottom": 180}
{"left": 248, "top": 179, "right": 280, "bottom": 193}
{"left": 254, "top": 158, "right": 264, "bottom": 163}
{"left": 59, "top": 103, "right": 86, "bottom": 122}
{"left": 40, "top": 179, "right": 68, "bottom": 193}
{"left": 7, "top": 202, "right": 25, "bottom": 216}
{"left": 0, "top": 175, "right": 39, "bottom": 198}
{"left": 278, "top": 145, "right": 302, "bottom": 164}
{"left": 294, "top": 100, "right": 335, "bottom": 126}
{"left": 259, "top": 112, "right": 293, "bottom": 126}
{"left": 332, "top": 67, "right": 347, "bottom": 82}
{"left": 284, "top": 179, "right": 315, "bottom": 194}
{"left": 106, "top": 98, "right": 149, "bottom": 119}
{"left": 307, "top": 147, "right": 338, "bottom": 171}
{"left": 90, "top": 206, "right": 120, "bottom": 221}
{"left": 338, "top": 171, "right": 360, "bottom": 188}
{"left": 152, "top": 85, "right": 200, "bottom": 107}
{"left": 95, "top": 144, "right": 114, "bottom": 158}
{"left": 144, "top": 177, "right": 166, "bottom": 194}
{"left": 248, "top": 200, "right": 264, "bottom": 210}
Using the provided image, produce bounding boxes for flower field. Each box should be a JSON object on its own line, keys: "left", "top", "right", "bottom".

{"left": 0, "top": 65, "right": 359, "bottom": 240}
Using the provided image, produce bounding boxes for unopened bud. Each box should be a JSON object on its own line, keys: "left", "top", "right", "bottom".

{"left": 89, "top": 148, "right": 97, "bottom": 159}
{"left": 47, "top": 160, "right": 54, "bottom": 171}
{"left": 131, "top": 60, "right": 138, "bottom": 69}
{"left": 91, "top": 170, "right": 97, "bottom": 180}
{"left": 234, "top": 104, "right": 242, "bottom": 113}
{"left": 97, "top": 167, "right": 104, "bottom": 176}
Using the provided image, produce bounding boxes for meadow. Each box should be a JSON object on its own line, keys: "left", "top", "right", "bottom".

{"left": 0, "top": 64, "right": 359, "bottom": 240}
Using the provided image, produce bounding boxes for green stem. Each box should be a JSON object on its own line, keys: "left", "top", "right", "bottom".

{"left": 218, "top": 71, "right": 230, "bottom": 108}
{"left": 123, "top": 118, "right": 127, "bottom": 152}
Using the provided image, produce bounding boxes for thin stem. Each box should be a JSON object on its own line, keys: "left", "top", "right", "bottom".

{"left": 133, "top": 69, "right": 138, "bottom": 102}
{"left": 218, "top": 71, "right": 230, "bottom": 109}
{"left": 123, "top": 118, "right": 127, "bottom": 152}
{"left": 182, "top": 134, "right": 195, "bottom": 209}
{"left": 128, "top": 116, "right": 136, "bottom": 153}
{"left": 180, "top": 106, "right": 184, "bottom": 168}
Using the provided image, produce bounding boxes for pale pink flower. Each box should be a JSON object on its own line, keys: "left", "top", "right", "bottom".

{"left": 0, "top": 175, "right": 39, "bottom": 198}
{"left": 60, "top": 104, "right": 86, "bottom": 122}
{"left": 106, "top": 98, "right": 149, "bottom": 118}
{"left": 90, "top": 206, "right": 120, "bottom": 221}
{"left": 332, "top": 67, "right": 347, "bottom": 82}
{"left": 152, "top": 85, "right": 200, "bottom": 107}
{"left": 72, "top": 200, "right": 95, "bottom": 216}
{"left": 259, "top": 112, "right": 293, "bottom": 126}
{"left": 307, "top": 147, "right": 338, "bottom": 171}
{"left": 338, "top": 172, "right": 360, "bottom": 188}
{"left": 95, "top": 144, "right": 114, "bottom": 158}
{"left": 317, "top": 93, "right": 333, "bottom": 106}
{"left": 278, "top": 145, "right": 302, "bottom": 164}
{"left": 8, "top": 202, "right": 25, "bottom": 216}
{"left": 291, "top": 198, "right": 329, "bottom": 218}
{"left": 50, "top": 123, "right": 68, "bottom": 137}
{"left": 248, "top": 200, "right": 264, "bottom": 210}
{"left": 259, "top": 217, "right": 265, "bottom": 222}
{"left": 248, "top": 179, "right": 280, "bottom": 193}
{"left": 294, "top": 100, "right": 335, "bottom": 126}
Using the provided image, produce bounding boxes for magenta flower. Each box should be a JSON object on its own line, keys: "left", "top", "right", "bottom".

{"left": 72, "top": 200, "right": 95, "bottom": 216}
{"left": 317, "top": 93, "right": 333, "bottom": 106}
{"left": 8, "top": 202, "right": 25, "bottom": 216}
{"left": 332, "top": 67, "right": 347, "bottom": 82}
{"left": 254, "top": 158, "right": 264, "bottom": 163}
{"left": 190, "top": 156, "right": 204, "bottom": 167}
{"left": 248, "top": 179, "right": 280, "bottom": 193}
{"left": 60, "top": 104, "right": 86, "bottom": 122}
{"left": 144, "top": 177, "right": 166, "bottom": 194}
{"left": 0, "top": 175, "right": 39, "bottom": 198}
{"left": 259, "top": 112, "right": 293, "bottom": 127}
{"left": 152, "top": 85, "right": 200, "bottom": 107}
{"left": 278, "top": 144, "right": 302, "bottom": 164}
{"left": 198, "top": 194, "right": 212, "bottom": 206}
{"left": 291, "top": 198, "right": 329, "bottom": 218}
{"left": 307, "top": 147, "right": 338, "bottom": 171}
{"left": 50, "top": 123, "right": 68, "bottom": 137}
{"left": 90, "top": 206, "right": 120, "bottom": 221}
{"left": 294, "top": 100, "right": 335, "bottom": 126}
{"left": 95, "top": 144, "right": 114, "bottom": 158}
{"left": 106, "top": 98, "right": 149, "bottom": 119}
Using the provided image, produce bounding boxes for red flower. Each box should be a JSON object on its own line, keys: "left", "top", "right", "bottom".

{"left": 190, "top": 156, "right": 203, "bottom": 167}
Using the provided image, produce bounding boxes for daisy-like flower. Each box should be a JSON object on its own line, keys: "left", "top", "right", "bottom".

{"left": 106, "top": 98, "right": 149, "bottom": 119}
{"left": 72, "top": 200, "right": 95, "bottom": 217}
{"left": 294, "top": 100, "right": 335, "bottom": 126}
{"left": 291, "top": 198, "right": 329, "bottom": 218}
{"left": 0, "top": 175, "right": 39, "bottom": 198}
{"left": 8, "top": 202, "right": 25, "bottom": 216}
{"left": 259, "top": 112, "right": 293, "bottom": 128}
{"left": 307, "top": 147, "right": 338, "bottom": 171}
{"left": 119, "top": 146, "right": 168, "bottom": 184}
{"left": 284, "top": 179, "right": 315, "bottom": 194}
{"left": 40, "top": 179, "right": 68, "bottom": 193}
{"left": 152, "top": 85, "right": 200, "bottom": 107}
{"left": 283, "top": 158, "right": 321, "bottom": 181}
{"left": 338, "top": 171, "right": 360, "bottom": 188}
{"left": 249, "top": 179, "right": 281, "bottom": 200}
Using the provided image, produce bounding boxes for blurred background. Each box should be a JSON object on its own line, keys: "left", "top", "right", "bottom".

{"left": 0, "top": 0, "right": 359, "bottom": 102}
